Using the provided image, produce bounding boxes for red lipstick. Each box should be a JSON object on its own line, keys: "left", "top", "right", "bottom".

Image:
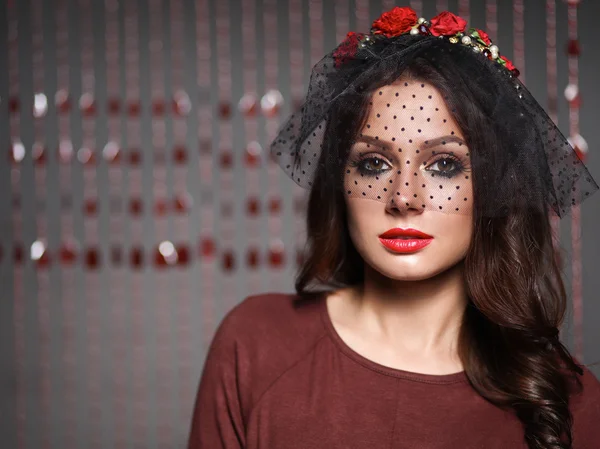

{"left": 378, "top": 228, "right": 433, "bottom": 254}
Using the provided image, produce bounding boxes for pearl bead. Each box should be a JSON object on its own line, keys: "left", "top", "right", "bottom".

{"left": 472, "top": 46, "right": 481, "bottom": 53}
{"left": 418, "top": 17, "right": 425, "bottom": 24}
{"left": 491, "top": 50, "right": 499, "bottom": 59}
{"left": 410, "top": 27, "right": 419, "bottom": 35}
{"left": 364, "top": 35, "right": 370, "bottom": 41}
{"left": 490, "top": 45, "right": 499, "bottom": 53}
{"left": 461, "top": 36, "right": 472, "bottom": 45}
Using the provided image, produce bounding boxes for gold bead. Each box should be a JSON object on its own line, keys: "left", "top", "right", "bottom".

{"left": 449, "top": 37, "right": 459, "bottom": 44}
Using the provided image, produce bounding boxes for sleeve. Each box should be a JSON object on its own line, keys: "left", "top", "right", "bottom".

{"left": 187, "top": 315, "right": 247, "bottom": 449}
{"left": 571, "top": 365, "right": 600, "bottom": 449}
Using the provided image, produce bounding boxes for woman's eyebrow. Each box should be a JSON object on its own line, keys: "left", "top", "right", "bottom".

{"left": 355, "top": 134, "right": 466, "bottom": 150}
{"left": 355, "top": 134, "right": 393, "bottom": 150}
{"left": 422, "top": 135, "right": 466, "bottom": 148}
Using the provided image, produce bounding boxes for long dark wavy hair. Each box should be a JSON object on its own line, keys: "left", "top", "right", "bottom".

{"left": 294, "top": 54, "right": 586, "bottom": 448}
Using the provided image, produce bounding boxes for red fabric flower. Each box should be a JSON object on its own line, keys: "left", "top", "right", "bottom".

{"left": 500, "top": 55, "right": 520, "bottom": 76}
{"left": 475, "top": 28, "right": 491, "bottom": 45}
{"left": 429, "top": 11, "right": 467, "bottom": 36}
{"left": 371, "top": 6, "right": 418, "bottom": 37}
{"left": 500, "top": 56, "right": 516, "bottom": 71}
{"left": 333, "top": 32, "right": 364, "bottom": 68}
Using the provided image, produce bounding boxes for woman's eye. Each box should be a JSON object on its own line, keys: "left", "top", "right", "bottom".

{"left": 363, "top": 157, "right": 388, "bottom": 171}
{"left": 425, "top": 157, "right": 463, "bottom": 178}
{"left": 358, "top": 157, "right": 391, "bottom": 175}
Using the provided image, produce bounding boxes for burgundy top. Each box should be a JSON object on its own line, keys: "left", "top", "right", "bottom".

{"left": 187, "top": 291, "right": 600, "bottom": 448}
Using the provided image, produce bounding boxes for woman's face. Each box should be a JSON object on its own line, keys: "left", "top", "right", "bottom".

{"left": 343, "top": 78, "right": 473, "bottom": 281}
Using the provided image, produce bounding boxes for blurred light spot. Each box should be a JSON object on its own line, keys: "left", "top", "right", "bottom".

{"left": 564, "top": 84, "right": 579, "bottom": 102}
{"left": 245, "top": 141, "right": 262, "bottom": 167}
{"left": 32, "top": 142, "right": 45, "bottom": 163}
{"left": 568, "top": 134, "right": 588, "bottom": 160}
{"left": 77, "top": 147, "right": 93, "bottom": 164}
{"left": 12, "top": 141, "right": 25, "bottom": 162}
{"left": 268, "top": 239, "right": 285, "bottom": 268}
{"left": 59, "top": 140, "right": 74, "bottom": 163}
{"left": 55, "top": 89, "right": 71, "bottom": 112}
{"left": 260, "top": 89, "right": 283, "bottom": 116}
{"left": 159, "top": 241, "right": 178, "bottom": 265}
{"left": 246, "top": 141, "right": 262, "bottom": 156}
{"left": 33, "top": 93, "right": 48, "bottom": 118}
{"left": 173, "top": 90, "right": 191, "bottom": 116}
{"left": 31, "top": 240, "right": 46, "bottom": 261}
{"left": 238, "top": 93, "right": 258, "bottom": 116}
{"left": 102, "top": 141, "right": 120, "bottom": 162}
{"left": 79, "top": 93, "right": 95, "bottom": 114}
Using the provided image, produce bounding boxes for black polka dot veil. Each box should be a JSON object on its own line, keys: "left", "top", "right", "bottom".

{"left": 270, "top": 33, "right": 598, "bottom": 218}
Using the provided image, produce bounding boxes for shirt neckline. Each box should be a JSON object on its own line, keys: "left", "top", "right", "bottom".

{"left": 317, "top": 289, "right": 469, "bottom": 385}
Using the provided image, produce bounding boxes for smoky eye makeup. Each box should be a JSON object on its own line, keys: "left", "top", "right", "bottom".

{"left": 346, "top": 144, "right": 472, "bottom": 179}
{"left": 346, "top": 149, "right": 393, "bottom": 176}
{"left": 423, "top": 153, "right": 470, "bottom": 179}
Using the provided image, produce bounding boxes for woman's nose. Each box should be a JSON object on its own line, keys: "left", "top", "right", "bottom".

{"left": 385, "top": 165, "right": 426, "bottom": 214}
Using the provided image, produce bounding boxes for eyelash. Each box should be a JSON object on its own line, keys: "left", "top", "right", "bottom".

{"left": 348, "top": 152, "right": 467, "bottom": 179}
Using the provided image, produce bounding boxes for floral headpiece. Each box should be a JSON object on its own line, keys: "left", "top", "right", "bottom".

{"left": 334, "top": 7, "right": 519, "bottom": 77}
{"left": 269, "top": 5, "right": 598, "bottom": 219}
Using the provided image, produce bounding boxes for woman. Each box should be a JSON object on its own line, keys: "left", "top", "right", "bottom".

{"left": 188, "top": 7, "right": 600, "bottom": 449}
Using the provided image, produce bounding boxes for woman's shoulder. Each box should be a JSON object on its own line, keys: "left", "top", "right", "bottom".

{"left": 218, "top": 290, "right": 327, "bottom": 338}
{"left": 208, "top": 290, "right": 329, "bottom": 363}
{"left": 571, "top": 363, "right": 600, "bottom": 446}
{"left": 202, "top": 291, "right": 330, "bottom": 419}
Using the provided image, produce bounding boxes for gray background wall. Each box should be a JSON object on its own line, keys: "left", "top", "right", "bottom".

{"left": 1, "top": 0, "right": 599, "bottom": 448}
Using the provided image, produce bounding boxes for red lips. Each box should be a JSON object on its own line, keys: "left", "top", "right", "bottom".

{"left": 378, "top": 228, "right": 433, "bottom": 239}
{"left": 378, "top": 228, "right": 433, "bottom": 254}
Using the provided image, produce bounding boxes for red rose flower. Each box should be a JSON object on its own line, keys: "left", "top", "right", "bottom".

{"left": 333, "top": 32, "right": 364, "bottom": 68}
{"left": 500, "top": 56, "right": 520, "bottom": 76}
{"left": 429, "top": 11, "right": 467, "bottom": 36}
{"left": 475, "top": 28, "right": 491, "bottom": 45}
{"left": 500, "top": 56, "right": 515, "bottom": 71}
{"left": 371, "top": 6, "right": 418, "bottom": 37}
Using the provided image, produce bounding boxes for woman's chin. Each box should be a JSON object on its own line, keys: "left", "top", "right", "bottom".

{"left": 365, "top": 250, "right": 464, "bottom": 282}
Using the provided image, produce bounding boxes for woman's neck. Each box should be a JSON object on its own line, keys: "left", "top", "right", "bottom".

{"left": 334, "top": 262, "right": 468, "bottom": 372}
